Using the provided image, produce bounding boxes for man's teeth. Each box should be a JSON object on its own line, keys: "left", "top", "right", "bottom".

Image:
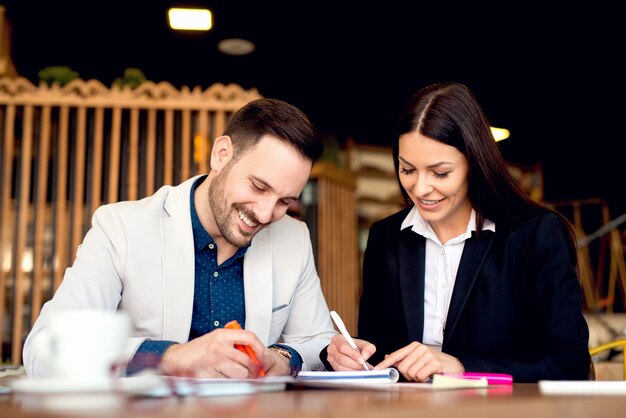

{"left": 239, "top": 211, "right": 257, "bottom": 227}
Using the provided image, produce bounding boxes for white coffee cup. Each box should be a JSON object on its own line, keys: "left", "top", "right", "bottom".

{"left": 36, "top": 310, "right": 131, "bottom": 382}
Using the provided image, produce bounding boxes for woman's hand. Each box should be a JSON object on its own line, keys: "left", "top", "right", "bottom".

{"left": 326, "top": 334, "right": 376, "bottom": 371}
{"left": 373, "top": 341, "right": 464, "bottom": 382}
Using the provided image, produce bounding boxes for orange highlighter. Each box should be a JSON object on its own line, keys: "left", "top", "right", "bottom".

{"left": 224, "top": 320, "right": 266, "bottom": 377}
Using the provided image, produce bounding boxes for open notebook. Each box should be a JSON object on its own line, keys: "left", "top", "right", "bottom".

{"left": 296, "top": 368, "right": 400, "bottom": 384}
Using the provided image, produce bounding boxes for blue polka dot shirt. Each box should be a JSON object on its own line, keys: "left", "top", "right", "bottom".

{"left": 187, "top": 182, "right": 248, "bottom": 339}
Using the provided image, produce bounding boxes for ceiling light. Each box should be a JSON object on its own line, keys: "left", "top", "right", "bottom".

{"left": 490, "top": 126, "right": 510, "bottom": 142}
{"left": 168, "top": 8, "right": 212, "bottom": 31}
{"left": 218, "top": 38, "right": 255, "bottom": 56}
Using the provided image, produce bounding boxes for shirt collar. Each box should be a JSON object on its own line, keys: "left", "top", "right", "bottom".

{"left": 401, "top": 206, "right": 495, "bottom": 244}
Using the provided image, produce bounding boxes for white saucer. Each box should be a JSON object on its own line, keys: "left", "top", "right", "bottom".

{"left": 11, "top": 377, "right": 112, "bottom": 394}
{"left": 10, "top": 375, "right": 166, "bottom": 395}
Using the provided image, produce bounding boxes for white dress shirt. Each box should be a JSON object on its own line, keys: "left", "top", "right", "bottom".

{"left": 400, "top": 207, "right": 495, "bottom": 349}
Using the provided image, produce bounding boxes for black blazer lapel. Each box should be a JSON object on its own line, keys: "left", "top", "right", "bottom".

{"left": 444, "top": 231, "right": 495, "bottom": 343}
{"left": 398, "top": 228, "right": 425, "bottom": 342}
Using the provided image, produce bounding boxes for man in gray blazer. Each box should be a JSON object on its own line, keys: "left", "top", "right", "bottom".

{"left": 23, "top": 98, "right": 336, "bottom": 378}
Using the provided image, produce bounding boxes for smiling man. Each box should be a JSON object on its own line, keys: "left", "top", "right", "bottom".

{"left": 24, "top": 98, "right": 336, "bottom": 379}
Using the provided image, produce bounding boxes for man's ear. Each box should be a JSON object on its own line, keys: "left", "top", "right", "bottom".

{"left": 210, "top": 135, "right": 234, "bottom": 171}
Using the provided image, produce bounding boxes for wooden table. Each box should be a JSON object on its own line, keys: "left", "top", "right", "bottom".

{"left": 1, "top": 383, "right": 626, "bottom": 418}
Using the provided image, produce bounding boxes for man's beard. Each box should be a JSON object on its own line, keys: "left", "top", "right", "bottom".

{"left": 208, "top": 167, "right": 259, "bottom": 247}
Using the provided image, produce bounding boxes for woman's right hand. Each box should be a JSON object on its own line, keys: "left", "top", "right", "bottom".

{"left": 373, "top": 341, "right": 464, "bottom": 382}
{"left": 326, "top": 334, "right": 376, "bottom": 371}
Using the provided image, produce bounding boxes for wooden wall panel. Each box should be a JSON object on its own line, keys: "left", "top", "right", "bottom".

{"left": 12, "top": 105, "right": 33, "bottom": 363}
{"left": 0, "top": 104, "right": 15, "bottom": 346}
{"left": 31, "top": 106, "right": 51, "bottom": 325}
{"left": 107, "top": 107, "right": 122, "bottom": 203}
{"left": 197, "top": 110, "right": 209, "bottom": 174}
{"left": 90, "top": 107, "right": 104, "bottom": 219}
{"left": 180, "top": 109, "right": 191, "bottom": 181}
{"left": 127, "top": 108, "right": 140, "bottom": 201}
{"left": 52, "top": 106, "right": 69, "bottom": 292}
{"left": 163, "top": 109, "right": 174, "bottom": 185}
{"left": 71, "top": 107, "right": 87, "bottom": 258}
{"left": 145, "top": 109, "right": 157, "bottom": 196}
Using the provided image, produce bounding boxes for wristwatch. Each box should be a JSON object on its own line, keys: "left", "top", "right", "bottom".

{"left": 269, "top": 345, "right": 301, "bottom": 376}
{"left": 269, "top": 345, "right": 292, "bottom": 360}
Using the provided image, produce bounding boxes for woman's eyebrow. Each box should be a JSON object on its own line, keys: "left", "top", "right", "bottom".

{"left": 398, "top": 156, "right": 453, "bottom": 169}
{"left": 398, "top": 156, "right": 414, "bottom": 167}
{"left": 427, "top": 161, "right": 453, "bottom": 169}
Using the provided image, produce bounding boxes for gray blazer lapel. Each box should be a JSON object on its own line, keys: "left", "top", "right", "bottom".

{"left": 161, "top": 178, "right": 197, "bottom": 342}
{"left": 243, "top": 228, "right": 273, "bottom": 344}
{"left": 444, "top": 231, "right": 495, "bottom": 342}
{"left": 399, "top": 228, "right": 425, "bottom": 343}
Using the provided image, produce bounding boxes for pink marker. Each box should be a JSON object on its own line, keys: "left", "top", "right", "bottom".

{"left": 442, "top": 372, "right": 513, "bottom": 385}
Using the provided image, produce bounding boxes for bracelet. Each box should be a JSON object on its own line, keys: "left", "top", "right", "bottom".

{"left": 269, "top": 345, "right": 292, "bottom": 360}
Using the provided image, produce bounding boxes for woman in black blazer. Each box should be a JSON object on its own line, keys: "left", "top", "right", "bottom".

{"left": 324, "top": 82, "right": 590, "bottom": 383}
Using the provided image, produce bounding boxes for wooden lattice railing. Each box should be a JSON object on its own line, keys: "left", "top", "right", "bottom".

{"left": 0, "top": 76, "right": 360, "bottom": 366}
{"left": 308, "top": 162, "right": 359, "bottom": 335}
{"left": 0, "top": 76, "right": 262, "bottom": 364}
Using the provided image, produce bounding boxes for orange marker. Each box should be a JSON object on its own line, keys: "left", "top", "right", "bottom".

{"left": 224, "top": 320, "right": 266, "bottom": 377}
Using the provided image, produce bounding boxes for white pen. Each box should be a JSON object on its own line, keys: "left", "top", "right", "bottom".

{"left": 330, "top": 310, "right": 370, "bottom": 371}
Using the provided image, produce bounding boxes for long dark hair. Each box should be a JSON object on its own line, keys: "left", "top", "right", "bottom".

{"left": 392, "top": 82, "right": 576, "bottom": 245}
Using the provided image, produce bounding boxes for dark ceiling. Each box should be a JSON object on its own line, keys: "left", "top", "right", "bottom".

{"left": 2, "top": 1, "right": 625, "bottom": 215}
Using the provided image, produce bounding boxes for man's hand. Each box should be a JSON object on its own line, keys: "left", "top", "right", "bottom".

{"left": 261, "top": 348, "right": 290, "bottom": 376}
{"left": 326, "top": 334, "right": 376, "bottom": 371}
{"left": 373, "top": 341, "right": 464, "bottom": 382}
{"left": 160, "top": 328, "right": 266, "bottom": 378}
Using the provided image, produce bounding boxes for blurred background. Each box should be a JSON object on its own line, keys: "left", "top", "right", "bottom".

{"left": 2, "top": 0, "right": 624, "bottom": 213}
